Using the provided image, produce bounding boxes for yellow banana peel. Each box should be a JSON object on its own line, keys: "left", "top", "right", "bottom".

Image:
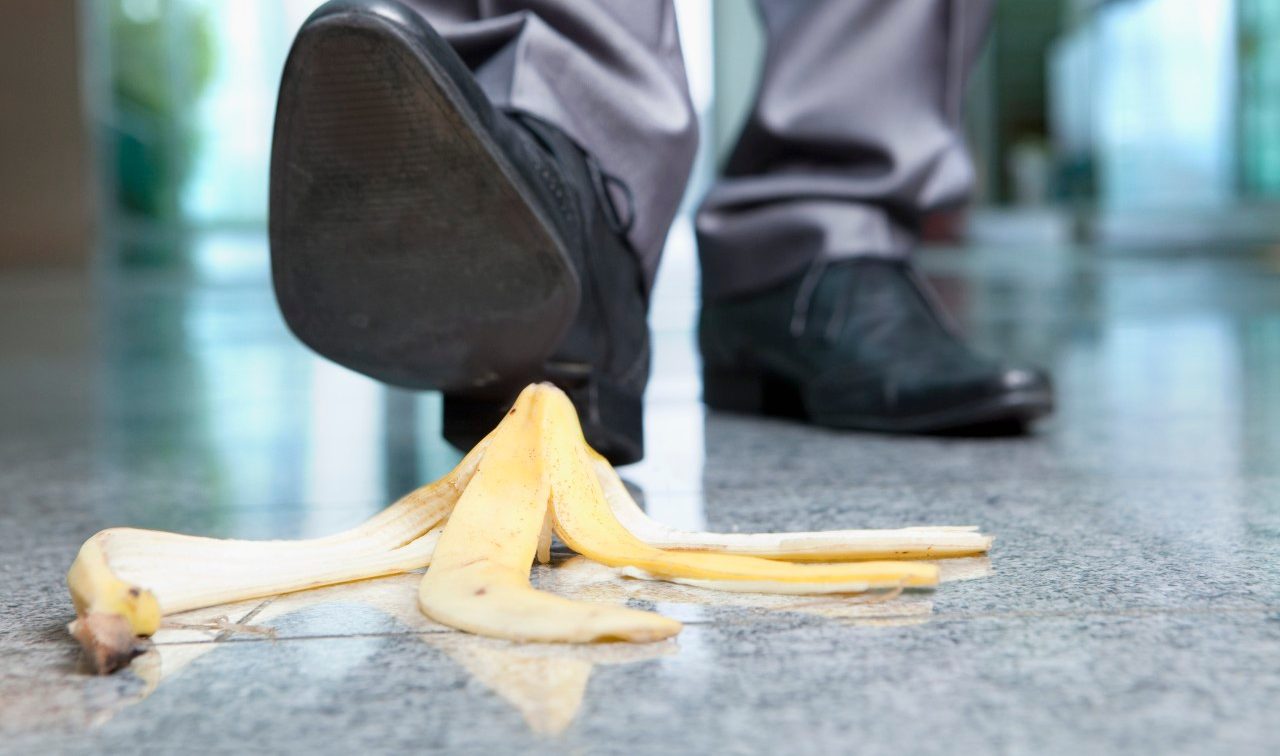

{"left": 66, "top": 383, "right": 990, "bottom": 674}
{"left": 418, "top": 388, "right": 681, "bottom": 642}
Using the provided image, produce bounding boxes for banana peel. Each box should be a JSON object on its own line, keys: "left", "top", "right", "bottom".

{"left": 417, "top": 390, "right": 681, "bottom": 642}
{"left": 593, "top": 456, "right": 992, "bottom": 561}
{"left": 66, "top": 383, "right": 991, "bottom": 674}
{"left": 65, "top": 439, "right": 487, "bottom": 673}
{"left": 537, "top": 386, "right": 941, "bottom": 592}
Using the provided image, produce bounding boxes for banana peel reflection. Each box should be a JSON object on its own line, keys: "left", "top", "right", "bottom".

{"left": 108, "top": 574, "right": 674, "bottom": 737}
{"left": 73, "top": 551, "right": 987, "bottom": 736}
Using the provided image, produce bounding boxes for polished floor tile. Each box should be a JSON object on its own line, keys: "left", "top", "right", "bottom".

{"left": 2, "top": 233, "right": 1280, "bottom": 753}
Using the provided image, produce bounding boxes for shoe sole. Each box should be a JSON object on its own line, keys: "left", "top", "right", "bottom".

{"left": 703, "top": 365, "right": 1054, "bottom": 434}
{"left": 269, "top": 5, "right": 577, "bottom": 396}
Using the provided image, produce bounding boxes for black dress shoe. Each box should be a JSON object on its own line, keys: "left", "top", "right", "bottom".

{"left": 699, "top": 258, "right": 1054, "bottom": 433}
{"left": 270, "top": 0, "right": 649, "bottom": 463}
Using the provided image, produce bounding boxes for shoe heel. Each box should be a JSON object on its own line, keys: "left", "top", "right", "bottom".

{"left": 443, "top": 378, "right": 644, "bottom": 465}
{"left": 703, "top": 365, "right": 808, "bottom": 418}
{"left": 563, "top": 380, "right": 643, "bottom": 465}
{"left": 702, "top": 365, "right": 767, "bottom": 413}
{"left": 442, "top": 394, "right": 510, "bottom": 455}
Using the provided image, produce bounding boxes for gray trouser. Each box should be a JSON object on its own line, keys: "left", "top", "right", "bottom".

{"left": 404, "top": 0, "right": 991, "bottom": 300}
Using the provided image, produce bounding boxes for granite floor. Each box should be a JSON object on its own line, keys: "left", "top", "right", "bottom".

{"left": 3, "top": 230, "right": 1280, "bottom": 754}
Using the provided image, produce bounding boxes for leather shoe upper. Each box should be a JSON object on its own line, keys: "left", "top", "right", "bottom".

{"left": 700, "top": 257, "right": 1053, "bottom": 429}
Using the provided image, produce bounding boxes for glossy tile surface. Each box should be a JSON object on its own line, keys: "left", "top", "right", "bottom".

{"left": 3, "top": 233, "right": 1280, "bottom": 754}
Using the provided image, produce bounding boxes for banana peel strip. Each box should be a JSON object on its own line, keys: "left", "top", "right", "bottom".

{"left": 538, "top": 386, "right": 941, "bottom": 592}
{"left": 66, "top": 383, "right": 990, "bottom": 673}
{"left": 64, "top": 438, "right": 488, "bottom": 673}
{"left": 593, "top": 456, "right": 992, "bottom": 561}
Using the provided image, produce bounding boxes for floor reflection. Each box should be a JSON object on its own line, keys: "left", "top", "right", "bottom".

{"left": 9, "top": 231, "right": 1280, "bottom": 750}
{"left": 86, "top": 550, "right": 987, "bottom": 737}
{"left": 79, "top": 233, "right": 1280, "bottom": 537}
{"left": 89, "top": 572, "right": 672, "bottom": 737}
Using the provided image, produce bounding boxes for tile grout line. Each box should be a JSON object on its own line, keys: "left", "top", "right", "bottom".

{"left": 127, "top": 602, "right": 1280, "bottom": 648}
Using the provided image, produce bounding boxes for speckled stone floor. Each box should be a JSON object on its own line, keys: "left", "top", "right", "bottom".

{"left": 3, "top": 230, "right": 1279, "bottom": 754}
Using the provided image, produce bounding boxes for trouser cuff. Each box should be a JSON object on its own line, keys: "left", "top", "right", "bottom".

{"left": 696, "top": 199, "right": 915, "bottom": 302}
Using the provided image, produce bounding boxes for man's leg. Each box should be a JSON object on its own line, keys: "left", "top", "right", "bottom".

{"left": 701, "top": 0, "right": 990, "bottom": 296}
{"left": 270, "top": 0, "right": 698, "bottom": 463}
{"left": 697, "top": 0, "right": 1053, "bottom": 432}
{"left": 405, "top": 0, "right": 697, "bottom": 287}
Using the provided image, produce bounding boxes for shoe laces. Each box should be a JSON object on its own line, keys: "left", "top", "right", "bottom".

{"left": 789, "top": 257, "right": 962, "bottom": 344}
{"left": 584, "top": 153, "right": 635, "bottom": 237}
{"left": 790, "top": 256, "right": 860, "bottom": 343}
{"left": 508, "top": 110, "right": 635, "bottom": 239}
{"left": 789, "top": 256, "right": 831, "bottom": 341}
{"left": 504, "top": 111, "right": 634, "bottom": 239}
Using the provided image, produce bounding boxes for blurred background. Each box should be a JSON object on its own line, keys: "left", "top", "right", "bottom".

{"left": 2, "top": 0, "right": 1280, "bottom": 518}
{"left": 6, "top": 0, "right": 1279, "bottom": 268}
{"left": 2, "top": 0, "right": 1280, "bottom": 268}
